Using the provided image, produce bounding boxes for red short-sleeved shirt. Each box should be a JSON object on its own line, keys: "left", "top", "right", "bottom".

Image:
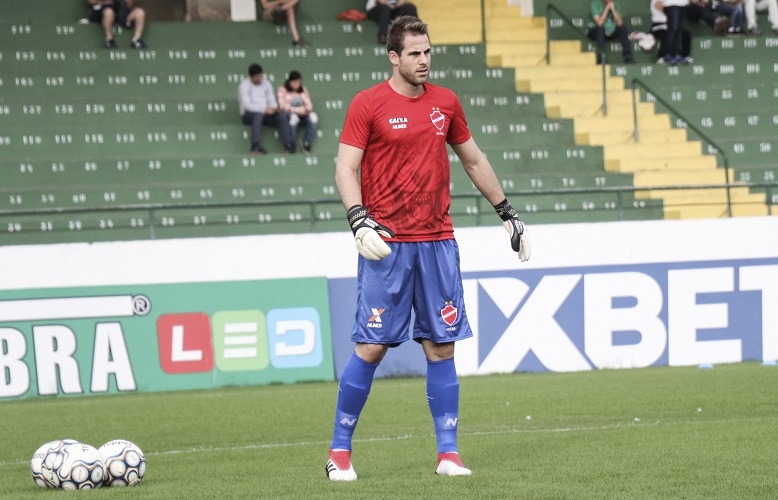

{"left": 339, "top": 81, "right": 472, "bottom": 242}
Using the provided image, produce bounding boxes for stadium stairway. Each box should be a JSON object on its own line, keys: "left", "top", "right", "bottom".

{"left": 475, "top": 0, "right": 772, "bottom": 219}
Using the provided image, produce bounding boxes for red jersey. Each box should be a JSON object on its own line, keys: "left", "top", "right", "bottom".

{"left": 339, "top": 81, "right": 472, "bottom": 242}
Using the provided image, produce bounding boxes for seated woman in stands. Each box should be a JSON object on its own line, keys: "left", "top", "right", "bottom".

{"left": 277, "top": 70, "right": 318, "bottom": 155}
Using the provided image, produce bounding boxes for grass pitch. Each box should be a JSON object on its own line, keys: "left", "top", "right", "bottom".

{"left": 1, "top": 362, "right": 776, "bottom": 499}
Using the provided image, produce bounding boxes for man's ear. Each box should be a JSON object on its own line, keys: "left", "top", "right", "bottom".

{"left": 388, "top": 50, "right": 400, "bottom": 66}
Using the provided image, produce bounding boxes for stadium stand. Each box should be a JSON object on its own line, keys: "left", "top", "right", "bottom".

{"left": 0, "top": 0, "right": 773, "bottom": 245}
{"left": 537, "top": 0, "right": 776, "bottom": 217}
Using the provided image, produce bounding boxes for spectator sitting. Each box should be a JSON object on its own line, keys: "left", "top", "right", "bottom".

{"left": 651, "top": 0, "right": 694, "bottom": 64}
{"left": 686, "top": 0, "right": 744, "bottom": 35}
{"left": 743, "top": 0, "right": 778, "bottom": 35}
{"left": 366, "top": 0, "right": 418, "bottom": 44}
{"left": 277, "top": 70, "right": 318, "bottom": 155}
{"left": 715, "top": 0, "right": 746, "bottom": 36}
{"left": 259, "top": 0, "right": 308, "bottom": 46}
{"left": 686, "top": 0, "right": 718, "bottom": 31}
{"left": 586, "top": 0, "right": 635, "bottom": 64}
{"left": 86, "top": 0, "right": 147, "bottom": 49}
{"left": 238, "top": 64, "right": 295, "bottom": 155}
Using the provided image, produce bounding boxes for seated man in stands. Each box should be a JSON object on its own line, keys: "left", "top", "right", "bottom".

{"left": 238, "top": 63, "right": 295, "bottom": 155}
{"left": 586, "top": 0, "right": 635, "bottom": 64}
{"left": 366, "top": 0, "right": 418, "bottom": 44}
{"left": 86, "top": 0, "right": 147, "bottom": 49}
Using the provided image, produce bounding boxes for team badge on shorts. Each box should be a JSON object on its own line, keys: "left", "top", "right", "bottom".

{"left": 440, "top": 302, "right": 458, "bottom": 326}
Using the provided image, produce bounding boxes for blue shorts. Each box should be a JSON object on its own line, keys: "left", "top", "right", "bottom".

{"left": 351, "top": 240, "right": 473, "bottom": 346}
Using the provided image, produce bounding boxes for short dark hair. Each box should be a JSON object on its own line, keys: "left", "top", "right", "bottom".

{"left": 386, "top": 16, "right": 428, "bottom": 55}
{"left": 248, "top": 63, "right": 263, "bottom": 76}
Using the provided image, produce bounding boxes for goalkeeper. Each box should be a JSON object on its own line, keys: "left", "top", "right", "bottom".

{"left": 326, "top": 15, "right": 530, "bottom": 482}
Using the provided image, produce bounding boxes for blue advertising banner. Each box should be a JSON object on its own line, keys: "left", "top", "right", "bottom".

{"left": 329, "top": 258, "right": 778, "bottom": 379}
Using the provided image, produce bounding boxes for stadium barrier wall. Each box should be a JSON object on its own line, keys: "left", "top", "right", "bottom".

{"left": 0, "top": 217, "right": 776, "bottom": 399}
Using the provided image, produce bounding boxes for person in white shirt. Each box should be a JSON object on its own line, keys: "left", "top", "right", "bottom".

{"left": 651, "top": 0, "right": 693, "bottom": 64}
{"left": 660, "top": 0, "right": 690, "bottom": 64}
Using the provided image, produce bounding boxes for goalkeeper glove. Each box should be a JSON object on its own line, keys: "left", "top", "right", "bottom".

{"left": 494, "top": 198, "right": 531, "bottom": 262}
{"left": 346, "top": 205, "right": 395, "bottom": 261}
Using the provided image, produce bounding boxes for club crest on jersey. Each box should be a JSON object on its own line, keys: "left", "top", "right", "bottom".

{"left": 367, "top": 308, "right": 385, "bottom": 328}
{"left": 430, "top": 108, "right": 445, "bottom": 135}
{"left": 440, "top": 302, "right": 458, "bottom": 326}
{"left": 389, "top": 117, "right": 408, "bottom": 129}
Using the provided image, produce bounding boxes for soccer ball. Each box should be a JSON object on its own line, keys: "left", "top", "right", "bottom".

{"left": 31, "top": 440, "right": 63, "bottom": 488}
{"left": 55, "top": 443, "right": 106, "bottom": 490}
{"left": 99, "top": 439, "right": 146, "bottom": 487}
{"left": 33, "top": 439, "right": 80, "bottom": 488}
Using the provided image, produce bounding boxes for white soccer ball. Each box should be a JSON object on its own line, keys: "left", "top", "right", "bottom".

{"left": 55, "top": 443, "right": 106, "bottom": 490}
{"left": 34, "top": 439, "right": 80, "bottom": 488}
{"left": 31, "top": 441, "right": 61, "bottom": 488}
{"left": 99, "top": 439, "right": 146, "bottom": 487}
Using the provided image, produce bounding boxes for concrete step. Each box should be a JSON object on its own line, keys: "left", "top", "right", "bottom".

{"left": 514, "top": 64, "right": 608, "bottom": 79}
{"left": 544, "top": 89, "right": 638, "bottom": 107}
{"left": 573, "top": 114, "right": 670, "bottom": 133}
{"left": 517, "top": 76, "right": 625, "bottom": 92}
{"left": 429, "top": 29, "right": 482, "bottom": 45}
{"left": 663, "top": 203, "right": 769, "bottom": 219}
{"left": 418, "top": 0, "right": 480, "bottom": 8}
{"left": 632, "top": 169, "right": 732, "bottom": 186}
{"left": 604, "top": 141, "right": 703, "bottom": 160}
{"left": 485, "top": 3, "right": 524, "bottom": 17}
{"left": 549, "top": 101, "right": 656, "bottom": 120}
{"left": 486, "top": 17, "right": 545, "bottom": 31}
{"left": 486, "top": 40, "right": 581, "bottom": 65}
{"left": 487, "top": 28, "right": 546, "bottom": 43}
{"left": 549, "top": 52, "right": 597, "bottom": 66}
{"left": 497, "top": 51, "right": 595, "bottom": 67}
{"left": 497, "top": 53, "right": 548, "bottom": 66}
{"left": 639, "top": 186, "right": 762, "bottom": 202}
{"left": 577, "top": 127, "right": 688, "bottom": 146}
{"left": 609, "top": 156, "right": 719, "bottom": 171}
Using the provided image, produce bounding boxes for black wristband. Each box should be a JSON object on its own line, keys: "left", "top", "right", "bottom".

{"left": 493, "top": 198, "right": 517, "bottom": 222}
{"left": 346, "top": 205, "right": 368, "bottom": 226}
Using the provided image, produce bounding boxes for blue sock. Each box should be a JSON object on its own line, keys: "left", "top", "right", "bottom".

{"left": 426, "top": 357, "right": 460, "bottom": 454}
{"left": 331, "top": 352, "right": 378, "bottom": 451}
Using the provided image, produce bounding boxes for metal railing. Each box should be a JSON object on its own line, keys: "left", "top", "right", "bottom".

{"left": 545, "top": 4, "right": 608, "bottom": 115}
{"left": 630, "top": 78, "right": 733, "bottom": 217}
{"left": 2, "top": 182, "right": 775, "bottom": 245}
{"left": 540, "top": 5, "right": 756, "bottom": 219}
